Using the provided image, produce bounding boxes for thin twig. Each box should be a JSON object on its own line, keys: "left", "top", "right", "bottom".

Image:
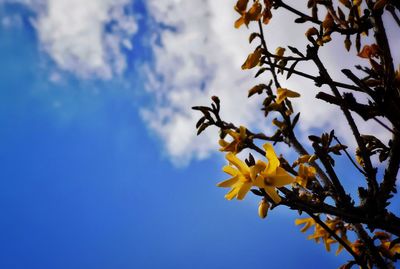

{"left": 307, "top": 212, "right": 366, "bottom": 268}
{"left": 333, "top": 135, "right": 367, "bottom": 176}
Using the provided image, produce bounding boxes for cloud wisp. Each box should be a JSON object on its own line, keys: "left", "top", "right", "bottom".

{"left": 3, "top": 0, "right": 138, "bottom": 79}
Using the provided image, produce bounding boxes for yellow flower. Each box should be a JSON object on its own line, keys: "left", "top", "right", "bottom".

{"left": 307, "top": 219, "right": 342, "bottom": 252}
{"left": 276, "top": 88, "right": 300, "bottom": 104}
{"left": 253, "top": 143, "right": 295, "bottom": 203}
{"left": 217, "top": 153, "right": 256, "bottom": 200}
{"left": 217, "top": 143, "right": 293, "bottom": 203}
{"left": 295, "top": 164, "right": 316, "bottom": 188}
{"left": 219, "top": 126, "right": 247, "bottom": 154}
{"left": 234, "top": 0, "right": 262, "bottom": 28}
{"left": 295, "top": 217, "right": 316, "bottom": 233}
{"left": 381, "top": 241, "right": 400, "bottom": 258}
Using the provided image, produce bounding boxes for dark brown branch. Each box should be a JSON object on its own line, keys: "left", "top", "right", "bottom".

{"left": 312, "top": 142, "right": 350, "bottom": 207}
{"left": 316, "top": 91, "right": 383, "bottom": 120}
{"left": 263, "top": 63, "right": 363, "bottom": 92}
{"left": 309, "top": 46, "right": 379, "bottom": 200}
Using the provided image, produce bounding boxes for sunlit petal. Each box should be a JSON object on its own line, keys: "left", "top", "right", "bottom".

{"left": 226, "top": 153, "right": 249, "bottom": 174}
{"left": 223, "top": 165, "right": 239, "bottom": 176}
{"left": 263, "top": 143, "right": 280, "bottom": 173}
{"left": 268, "top": 167, "right": 295, "bottom": 187}
{"left": 217, "top": 176, "right": 239, "bottom": 187}
{"left": 265, "top": 186, "right": 281, "bottom": 203}
{"left": 237, "top": 182, "right": 252, "bottom": 200}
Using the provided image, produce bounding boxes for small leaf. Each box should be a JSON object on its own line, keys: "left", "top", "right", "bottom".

{"left": 251, "top": 189, "right": 264, "bottom": 196}
{"left": 286, "top": 60, "right": 299, "bottom": 79}
{"left": 308, "top": 135, "right": 321, "bottom": 143}
{"left": 197, "top": 123, "right": 210, "bottom": 135}
{"left": 248, "top": 84, "right": 267, "bottom": 97}
{"left": 287, "top": 46, "right": 304, "bottom": 57}
{"left": 255, "top": 67, "right": 268, "bottom": 78}
{"left": 356, "top": 33, "right": 361, "bottom": 53}
{"left": 195, "top": 117, "right": 206, "bottom": 128}
{"left": 344, "top": 36, "right": 351, "bottom": 51}
{"left": 294, "top": 17, "right": 306, "bottom": 23}
{"left": 248, "top": 153, "right": 255, "bottom": 166}
{"left": 249, "top": 32, "right": 260, "bottom": 43}
{"left": 192, "top": 106, "right": 211, "bottom": 112}
{"left": 292, "top": 112, "right": 300, "bottom": 128}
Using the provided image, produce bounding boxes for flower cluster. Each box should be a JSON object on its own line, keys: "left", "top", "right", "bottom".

{"left": 217, "top": 143, "right": 294, "bottom": 204}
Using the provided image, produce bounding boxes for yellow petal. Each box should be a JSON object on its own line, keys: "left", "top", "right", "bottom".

{"left": 263, "top": 143, "right": 279, "bottom": 173}
{"left": 234, "top": 16, "right": 245, "bottom": 28}
{"left": 219, "top": 139, "right": 229, "bottom": 147}
{"left": 265, "top": 186, "right": 281, "bottom": 203}
{"left": 237, "top": 182, "right": 252, "bottom": 200}
{"left": 276, "top": 88, "right": 300, "bottom": 104}
{"left": 217, "top": 176, "right": 239, "bottom": 187}
{"left": 239, "top": 126, "right": 247, "bottom": 139}
{"left": 268, "top": 167, "right": 294, "bottom": 187}
{"left": 226, "top": 153, "right": 249, "bottom": 174}
{"left": 253, "top": 175, "right": 265, "bottom": 188}
{"left": 295, "top": 218, "right": 313, "bottom": 226}
{"left": 223, "top": 165, "right": 239, "bottom": 176}
{"left": 234, "top": 0, "right": 249, "bottom": 14}
{"left": 225, "top": 187, "right": 239, "bottom": 200}
{"left": 241, "top": 48, "right": 262, "bottom": 69}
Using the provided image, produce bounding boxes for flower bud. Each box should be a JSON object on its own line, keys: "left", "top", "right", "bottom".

{"left": 258, "top": 199, "right": 270, "bottom": 219}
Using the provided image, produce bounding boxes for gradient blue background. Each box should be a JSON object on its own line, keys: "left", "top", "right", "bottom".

{"left": 0, "top": 2, "right": 357, "bottom": 268}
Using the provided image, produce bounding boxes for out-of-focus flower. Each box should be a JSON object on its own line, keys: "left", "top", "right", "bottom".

{"left": 295, "top": 164, "right": 317, "bottom": 188}
{"left": 276, "top": 88, "right": 300, "bottom": 104}
{"left": 219, "top": 126, "right": 247, "bottom": 154}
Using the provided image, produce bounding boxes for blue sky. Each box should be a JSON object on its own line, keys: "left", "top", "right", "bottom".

{"left": 0, "top": 1, "right": 381, "bottom": 268}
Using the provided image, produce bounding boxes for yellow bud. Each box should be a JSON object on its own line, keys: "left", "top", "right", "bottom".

{"left": 275, "top": 47, "right": 285, "bottom": 58}
{"left": 298, "top": 154, "right": 311, "bottom": 163}
{"left": 305, "top": 27, "right": 319, "bottom": 39}
{"left": 272, "top": 118, "right": 286, "bottom": 129}
{"left": 258, "top": 199, "right": 270, "bottom": 219}
{"left": 322, "top": 35, "right": 332, "bottom": 43}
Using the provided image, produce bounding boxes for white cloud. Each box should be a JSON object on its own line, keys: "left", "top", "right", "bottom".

{"left": 143, "top": 0, "right": 392, "bottom": 165}
{"left": 3, "top": 0, "right": 138, "bottom": 79}
{"left": 2, "top": 0, "right": 392, "bottom": 164}
{"left": 142, "top": 0, "right": 271, "bottom": 165}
